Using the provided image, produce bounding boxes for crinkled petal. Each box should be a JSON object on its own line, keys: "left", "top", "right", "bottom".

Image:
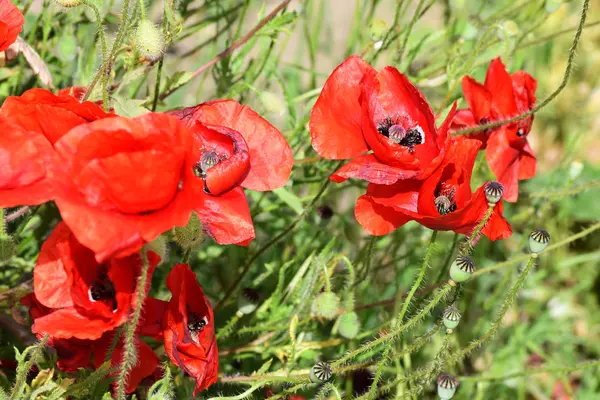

{"left": 355, "top": 195, "right": 412, "bottom": 236}
{"left": 462, "top": 76, "right": 492, "bottom": 121}
{"left": 484, "top": 58, "right": 518, "bottom": 117}
{"left": 331, "top": 154, "right": 420, "bottom": 184}
{"left": 486, "top": 131, "right": 521, "bottom": 202}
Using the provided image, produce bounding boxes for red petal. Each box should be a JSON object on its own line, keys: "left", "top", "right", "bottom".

{"left": 451, "top": 109, "right": 476, "bottom": 129}
{"left": 330, "top": 154, "right": 420, "bottom": 184}
{"left": 518, "top": 142, "right": 536, "bottom": 180}
{"left": 32, "top": 308, "right": 118, "bottom": 340}
{"left": 194, "top": 187, "right": 255, "bottom": 245}
{"left": 355, "top": 195, "right": 412, "bottom": 236}
{"left": 174, "top": 99, "right": 293, "bottom": 191}
{"left": 511, "top": 71, "right": 537, "bottom": 113}
{"left": 484, "top": 58, "right": 518, "bottom": 117}
{"left": 309, "top": 56, "right": 374, "bottom": 159}
{"left": 462, "top": 76, "right": 492, "bottom": 121}
{"left": 139, "top": 297, "right": 168, "bottom": 339}
{"left": 486, "top": 131, "right": 521, "bottom": 202}
{"left": 0, "top": 0, "right": 24, "bottom": 52}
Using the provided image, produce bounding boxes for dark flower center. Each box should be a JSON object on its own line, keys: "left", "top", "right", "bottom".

{"left": 88, "top": 267, "right": 117, "bottom": 311}
{"left": 434, "top": 182, "right": 457, "bottom": 215}
{"left": 479, "top": 117, "right": 493, "bottom": 134}
{"left": 193, "top": 151, "right": 220, "bottom": 180}
{"left": 187, "top": 311, "right": 208, "bottom": 342}
{"left": 377, "top": 117, "right": 424, "bottom": 153}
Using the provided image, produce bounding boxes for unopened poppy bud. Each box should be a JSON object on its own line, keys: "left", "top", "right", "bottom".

{"left": 310, "top": 361, "right": 332, "bottom": 383}
{"left": 0, "top": 235, "right": 15, "bottom": 262}
{"left": 529, "top": 229, "right": 550, "bottom": 254}
{"left": 237, "top": 288, "right": 260, "bottom": 315}
{"left": 484, "top": 181, "right": 504, "bottom": 205}
{"left": 500, "top": 20, "right": 520, "bottom": 37}
{"left": 312, "top": 292, "right": 340, "bottom": 320}
{"left": 437, "top": 375, "right": 458, "bottom": 400}
{"left": 338, "top": 311, "right": 360, "bottom": 339}
{"left": 145, "top": 235, "right": 168, "bottom": 262}
{"left": 449, "top": 255, "right": 475, "bottom": 283}
{"left": 53, "top": 0, "right": 83, "bottom": 7}
{"left": 259, "top": 91, "right": 286, "bottom": 116}
{"left": 172, "top": 213, "right": 203, "bottom": 249}
{"left": 442, "top": 307, "right": 461, "bottom": 330}
{"left": 135, "top": 20, "right": 165, "bottom": 61}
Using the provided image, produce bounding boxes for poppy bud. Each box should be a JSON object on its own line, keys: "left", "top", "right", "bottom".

{"left": 135, "top": 20, "right": 165, "bottom": 61}
{"left": 145, "top": 235, "right": 168, "bottom": 263}
{"left": 172, "top": 213, "right": 203, "bottom": 249}
{"left": 338, "top": 311, "right": 360, "bottom": 339}
{"left": 259, "top": 91, "right": 286, "bottom": 116}
{"left": 529, "top": 229, "right": 550, "bottom": 254}
{"left": 437, "top": 375, "right": 458, "bottom": 400}
{"left": 237, "top": 288, "right": 260, "bottom": 315}
{"left": 310, "top": 361, "right": 332, "bottom": 383}
{"left": 53, "top": 0, "right": 83, "bottom": 6}
{"left": 312, "top": 292, "right": 340, "bottom": 320}
{"left": 442, "top": 307, "right": 461, "bottom": 331}
{"left": 484, "top": 181, "right": 504, "bottom": 205}
{"left": 0, "top": 235, "right": 15, "bottom": 262}
{"left": 449, "top": 255, "right": 475, "bottom": 283}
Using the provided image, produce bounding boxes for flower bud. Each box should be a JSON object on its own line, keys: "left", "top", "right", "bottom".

{"left": 135, "top": 20, "right": 165, "bottom": 61}
{"left": 529, "top": 229, "right": 550, "bottom": 254}
{"left": 172, "top": 213, "right": 203, "bottom": 249}
{"left": 237, "top": 288, "right": 260, "bottom": 315}
{"left": 312, "top": 292, "right": 340, "bottom": 320}
{"left": 338, "top": 311, "right": 360, "bottom": 339}
{"left": 484, "top": 181, "right": 504, "bottom": 205}
{"left": 53, "top": 0, "right": 83, "bottom": 7}
{"left": 145, "top": 235, "right": 168, "bottom": 262}
{"left": 259, "top": 91, "right": 286, "bottom": 116}
{"left": 0, "top": 235, "right": 15, "bottom": 263}
{"left": 449, "top": 256, "right": 475, "bottom": 283}
{"left": 442, "top": 307, "right": 461, "bottom": 330}
{"left": 437, "top": 375, "right": 458, "bottom": 400}
{"left": 310, "top": 361, "right": 332, "bottom": 383}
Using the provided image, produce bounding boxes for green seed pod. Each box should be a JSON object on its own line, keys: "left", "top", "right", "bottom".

{"left": 449, "top": 256, "right": 475, "bottom": 283}
{"left": 0, "top": 235, "right": 16, "bottom": 263}
{"left": 529, "top": 229, "right": 550, "bottom": 254}
{"left": 145, "top": 235, "right": 168, "bottom": 262}
{"left": 237, "top": 288, "right": 260, "bottom": 315}
{"left": 53, "top": 0, "right": 83, "bottom": 7}
{"left": 135, "top": 20, "right": 165, "bottom": 61}
{"left": 437, "top": 375, "right": 458, "bottom": 400}
{"left": 172, "top": 213, "right": 203, "bottom": 249}
{"left": 312, "top": 292, "right": 340, "bottom": 320}
{"left": 338, "top": 311, "right": 360, "bottom": 339}
{"left": 442, "top": 307, "right": 461, "bottom": 330}
{"left": 309, "top": 361, "right": 332, "bottom": 383}
{"left": 484, "top": 181, "right": 504, "bottom": 205}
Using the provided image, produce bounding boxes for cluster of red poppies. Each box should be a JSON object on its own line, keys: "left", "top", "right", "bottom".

{"left": 310, "top": 55, "right": 537, "bottom": 239}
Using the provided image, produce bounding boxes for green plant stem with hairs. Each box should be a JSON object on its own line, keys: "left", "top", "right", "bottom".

{"left": 81, "top": 0, "right": 109, "bottom": 109}
{"left": 9, "top": 335, "right": 49, "bottom": 400}
{"left": 115, "top": 250, "right": 151, "bottom": 400}
{"left": 453, "top": 0, "right": 589, "bottom": 137}
{"left": 461, "top": 206, "right": 494, "bottom": 255}
{"left": 216, "top": 311, "right": 243, "bottom": 340}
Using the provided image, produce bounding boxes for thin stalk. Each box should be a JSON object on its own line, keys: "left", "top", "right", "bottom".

{"left": 462, "top": 206, "right": 494, "bottom": 255}
{"left": 81, "top": 0, "right": 109, "bottom": 108}
{"left": 459, "top": 359, "right": 600, "bottom": 382}
{"left": 216, "top": 311, "right": 243, "bottom": 340}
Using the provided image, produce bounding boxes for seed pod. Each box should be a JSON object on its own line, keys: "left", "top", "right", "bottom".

{"left": 237, "top": 288, "right": 260, "bottom": 315}
{"left": 145, "top": 235, "right": 168, "bottom": 262}
{"left": 338, "top": 311, "right": 360, "bottom": 339}
{"left": 312, "top": 292, "right": 340, "bottom": 320}
{"left": 437, "top": 375, "right": 458, "bottom": 400}
{"left": 529, "top": 229, "right": 550, "bottom": 254}
{"left": 310, "top": 361, "right": 332, "bottom": 383}
{"left": 135, "top": 20, "right": 165, "bottom": 61}
{"left": 449, "top": 256, "right": 475, "bottom": 283}
{"left": 484, "top": 181, "right": 504, "bottom": 205}
{"left": 442, "top": 307, "right": 461, "bottom": 330}
{"left": 172, "top": 213, "right": 203, "bottom": 249}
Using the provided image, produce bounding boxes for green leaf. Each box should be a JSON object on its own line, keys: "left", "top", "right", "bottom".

{"left": 273, "top": 187, "right": 303, "bottom": 215}
{"left": 112, "top": 97, "right": 149, "bottom": 118}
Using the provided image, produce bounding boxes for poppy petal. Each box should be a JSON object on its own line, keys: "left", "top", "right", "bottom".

{"left": 32, "top": 308, "right": 120, "bottom": 340}
{"left": 518, "top": 141, "right": 536, "bottom": 180}
{"left": 0, "top": 0, "right": 24, "bottom": 52}
{"left": 355, "top": 195, "right": 412, "bottom": 236}
{"left": 462, "top": 76, "right": 492, "bottom": 122}
{"left": 484, "top": 58, "right": 518, "bottom": 117}
{"left": 451, "top": 109, "right": 477, "bottom": 129}
{"left": 330, "top": 154, "right": 420, "bottom": 184}
{"left": 486, "top": 131, "right": 521, "bottom": 202}
{"left": 194, "top": 187, "right": 255, "bottom": 245}
{"left": 309, "top": 56, "right": 374, "bottom": 159}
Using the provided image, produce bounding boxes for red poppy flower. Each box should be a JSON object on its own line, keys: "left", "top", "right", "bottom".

{"left": 163, "top": 264, "right": 218, "bottom": 396}
{"left": 51, "top": 113, "right": 207, "bottom": 261}
{"left": 355, "top": 137, "right": 511, "bottom": 240}
{"left": 58, "top": 86, "right": 108, "bottom": 108}
{"left": 0, "top": 0, "right": 24, "bottom": 52}
{"left": 31, "top": 222, "right": 159, "bottom": 340}
{"left": 310, "top": 55, "right": 456, "bottom": 184}
{"left": 0, "top": 114, "right": 56, "bottom": 207}
{"left": 452, "top": 58, "right": 537, "bottom": 201}
{"left": 169, "top": 99, "right": 293, "bottom": 245}
{"left": 0, "top": 88, "right": 113, "bottom": 145}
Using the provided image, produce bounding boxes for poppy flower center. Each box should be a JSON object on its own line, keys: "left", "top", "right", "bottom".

{"left": 88, "top": 270, "right": 117, "bottom": 311}
{"left": 434, "top": 182, "right": 457, "bottom": 215}
{"left": 193, "top": 151, "right": 222, "bottom": 180}
{"left": 187, "top": 311, "right": 208, "bottom": 342}
{"left": 377, "top": 117, "right": 424, "bottom": 152}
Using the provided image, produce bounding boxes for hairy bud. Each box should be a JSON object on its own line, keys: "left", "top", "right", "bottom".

{"left": 135, "top": 20, "right": 165, "bottom": 61}
{"left": 312, "top": 292, "right": 340, "bottom": 320}
{"left": 338, "top": 311, "right": 360, "bottom": 339}
{"left": 0, "top": 235, "right": 16, "bottom": 263}
{"left": 172, "top": 213, "right": 203, "bottom": 249}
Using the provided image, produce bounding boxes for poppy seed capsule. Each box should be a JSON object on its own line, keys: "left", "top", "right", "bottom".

{"left": 310, "top": 361, "right": 333, "bottom": 383}
{"left": 529, "top": 229, "right": 550, "bottom": 254}
{"left": 437, "top": 375, "right": 458, "bottom": 400}
{"left": 388, "top": 124, "right": 406, "bottom": 143}
{"left": 449, "top": 255, "right": 475, "bottom": 283}
{"left": 237, "top": 288, "right": 260, "bottom": 315}
{"left": 312, "top": 292, "right": 340, "bottom": 320}
{"left": 172, "top": 213, "right": 203, "bottom": 249}
{"left": 135, "top": 20, "right": 165, "bottom": 61}
{"left": 338, "top": 311, "right": 360, "bottom": 339}
{"left": 442, "top": 307, "right": 461, "bottom": 330}
{"left": 435, "top": 195, "right": 452, "bottom": 215}
{"left": 484, "top": 181, "right": 504, "bottom": 205}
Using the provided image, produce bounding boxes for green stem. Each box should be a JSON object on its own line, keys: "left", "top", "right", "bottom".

{"left": 216, "top": 311, "right": 242, "bottom": 340}
{"left": 181, "top": 247, "right": 192, "bottom": 264}
{"left": 115, "top": 250, "right": 150, "bottom": 400}
{"left": 10, "top": 335, "right": 49, "bottom": 400}
{"left": 397, "top": 0, "right": 427, "bottom": 64}
{"left": 458, "top": 359, "right": 600, "bottom": 382}
{"left": 138, "top": 0, "right": 146, "bottom": 20}
{"left": 152, "top": 55, "right": 164, "bottom": 111}
{"left": 462, "top": 206, "right": 494, "bottom": 255}
{"left": 80, "top": 0, "right": 108, "bottom": 107}
{"left": 453, "top": 0, "right": 589, "bottom": 137}
{"left": 0, "top": 209, "right": 5, "bottom": 236}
